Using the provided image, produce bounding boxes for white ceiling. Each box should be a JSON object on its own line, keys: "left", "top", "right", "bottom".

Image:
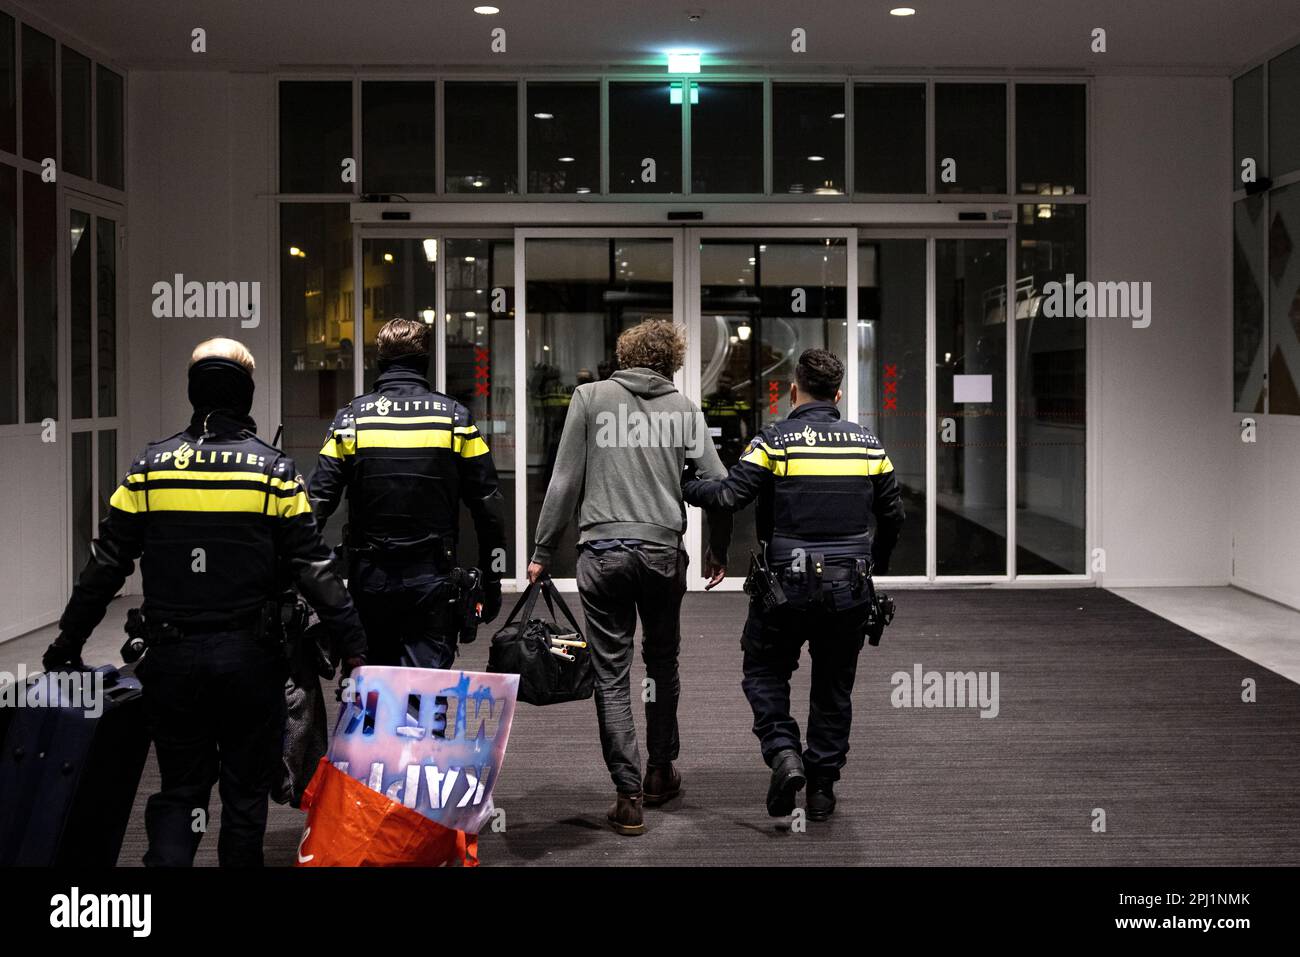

{"left": 14, "top": 0, "right": 1300, "bottom": 75}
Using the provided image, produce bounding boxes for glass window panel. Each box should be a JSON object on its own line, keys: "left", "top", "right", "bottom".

{"left": 279, "top": 81, "right": 352, "bottom": 194}
{"left": 1269, "top": 45, "right": 1300, "bottom": 178}
{"left": 23, "top": 170, "right": 56, "bottom": 422}
{"left": 361, "top": 81, "right": 436, "bottom": 194}
{"left": 1, "top": 14, "right": 16, "bottom": 154}
{"left": 691, "top": 81, "right": 762, "bottom": 194}
{"left": 1234, "top": 66, "right": 1263, "bottom": 190}
{"left": 1268, "top": 182, "right": 1300, "bottom": 414}
{"left": 95, "top": 66, "right": 124, "bottom": 190}
{"left": 1016, "top": 204, "right": 1086, "bottom": 574}
{"left": 608, "top": 82, "right": 681, "bottom": 193}
{"left": 857, "top": 239, "right": 926, "bottom": 575}
{"left": 1234, "top": 196, "right": 1267, "bottom": 412}
{"left": 97, "top": 216, "right": 117, "bottom": 416}
{"left": 525, "top": 238, "right": 675, "bottom": 576}
{"left": 772, "top": 83, "right": 845, "bottom": 195}
{"left": 526, "top": 82, "right": 599, "bottom": 194}
{"left": 445, "top": 238, "right": 517, "bottom": 576}
{"left": 935, "top": 83, "right": 1006, "bottom": 195}
{"left": 854, "top": 83, "right": 925, "bottom": 194}
{"left": 699, "top": 238, "right": 849, "bottom": 575}
{"left": 98, "top": 429, "right": 117, "bottom": 522}
{"left": 936, "top": 238, "right": 1007, "bottom": 574}
{"left": 72, "top": 431, "right": 92, "bottom": 574}
{"left": 1015, "top": 83, "right": 1085, "bottom": 196}
{"left": 61, "top": 47, "right": 91, "bottom": 179}
{"left": 445, "top": 81, "right": 517, "bottom": 194}
{"left": 280, "top": 204, "right": 354, "bottom": 545}
{"left": 0, "top": 164, "right": 15, "bottom": 424}
{"left": 70, "top": 209, "right": 91, "bottom": 418}
{"left": 21, "top": 26, "right": 54, "bottom": 163}
{"left": 359, "top": 237, "right": 437, "bottom": 390}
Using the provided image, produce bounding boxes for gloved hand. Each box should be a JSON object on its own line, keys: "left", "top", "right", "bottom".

{"left": 480, "top": 578, "right": 503, "bottom": 625}
{"left": 341, "top": 654, "right": 366, "bottom": 678}
{"left": 42, "top": 636, "right": 88, "bottom": 673}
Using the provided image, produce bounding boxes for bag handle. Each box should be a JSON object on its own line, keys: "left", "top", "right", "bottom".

{"left": 501, "top": 579, "right": 546, "bottom": 628}
{"left": 537, "top": 577, "right": 584, "bottom": 636}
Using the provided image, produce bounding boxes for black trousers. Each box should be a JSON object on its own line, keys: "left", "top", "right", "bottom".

{"left": 575, "top": 543, "right": 688, "bottom": 794}
{"left": 139, "top": 629, "right": 286, "bottom": 867}
{"left": 350, "top": 559, "right": 460, "bottom": 669}
{"left": 740, "top": 587, "right": 873, "bottom": 782}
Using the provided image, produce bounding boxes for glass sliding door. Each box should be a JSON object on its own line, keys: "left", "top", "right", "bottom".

{"left": 521, "top": 233, "right": 679, "bottom": 578}
{"left": 694, "top": 233, "right": 850, "bottom": 578}
{"left": 65, "top": 200, "right": 122, "bottom": 584}
{"left": 857, "top": 237, "right": 927, "bottom": 576}
{"left": 935, "top": 237, "right": 1009, "bottom": 576}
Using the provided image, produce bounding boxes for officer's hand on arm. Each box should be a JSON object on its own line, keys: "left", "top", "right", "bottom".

{"left": 42, "top": 635, "right": 88, "bottom": 673}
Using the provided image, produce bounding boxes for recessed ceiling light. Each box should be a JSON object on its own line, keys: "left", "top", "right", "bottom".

{"left": 890, "top": 7, "right": 916, "bottom": 16}
{"left": 473, "top": 5, "right": 500, "bottom": 15}
{"left": 831, "top": 112, "right": 846, "bottom": 119}
{"left": 557, "top": 156, "right": 575, "bottom": 163}
{"left": 471, "top": 179, "right": 484, "bottom": 187}
{"left": 807, "top": 155, "right": 825, "bottom": 162}
{"left": 533, "top": 112, "right": 554, "bottom": 119}
{"left": 464, "top": 256, "right": 476, "bottom": 262}
{"left": 667, "top": 51, "right": 701, "bottom": 74}
{"left": 576, "top": 187, "right": 592, "bottom": 193}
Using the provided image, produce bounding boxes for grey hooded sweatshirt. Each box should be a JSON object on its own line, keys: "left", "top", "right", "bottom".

{"left": 531, "top": 368, "right": 732, "bottom": 565}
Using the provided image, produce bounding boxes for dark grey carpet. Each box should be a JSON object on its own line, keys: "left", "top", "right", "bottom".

{"left": 117, "top": 589, "right": 1300, "bottom": 866}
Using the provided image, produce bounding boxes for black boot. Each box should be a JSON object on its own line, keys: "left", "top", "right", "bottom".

{"left": 643, "top": 763, "right": 682, "bottom": 807}
{"left": 806, "top": 775, "right": 836, "bottom": 821}
{"left": 766, "top": 748, "right": 806, "bottom": 817}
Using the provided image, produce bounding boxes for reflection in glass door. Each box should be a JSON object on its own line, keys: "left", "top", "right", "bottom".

{"left": 935, "top": 237, "right": 1008, "bottom": 576}
{"left": 522, "top": 234, "right": 678, "bottom": 578}
{"left": 695, "top": 235, "right": 850, "bottom": 577}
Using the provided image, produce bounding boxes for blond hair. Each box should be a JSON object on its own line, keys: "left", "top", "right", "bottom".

{"left": 191, "top": 337, "right": 256, "bottom": 372}
{"left": 615, "top": 319, "right": 686, "bottom": 379}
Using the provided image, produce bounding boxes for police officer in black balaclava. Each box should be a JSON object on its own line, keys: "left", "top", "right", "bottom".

{"left": 45, "top": 337, "right": 367, "bottom": 867}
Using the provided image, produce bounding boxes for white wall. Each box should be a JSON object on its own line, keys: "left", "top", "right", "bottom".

{"left": 0, "top": 435, "right": 69, "bottom": 642}
{"left": 1230, "top": 417, "right": 1300, "bottom": 607}
{"left": 1091, "top": 75, "right": 1235, "bottom": 589}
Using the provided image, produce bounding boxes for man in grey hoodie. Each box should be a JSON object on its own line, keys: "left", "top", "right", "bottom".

{"left": 527, "top": 319, "right": 732, "bottom": 835}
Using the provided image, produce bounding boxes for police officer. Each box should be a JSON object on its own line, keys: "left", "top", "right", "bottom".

{"left": 309, "top": 318, "right": 507, "bottom": 668}
{"left": 682, "top": 349, "right": 904, "bottom": 821}
{"left": 42, "top": 337, "right": 368, "bottom": 867}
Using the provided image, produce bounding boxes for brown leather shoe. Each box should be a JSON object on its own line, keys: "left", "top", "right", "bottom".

{"left": 606, "top": 792, "right": 646, "bottom": 835}
{"left": 643, "top": 763, "right": 682, "bottom": 807}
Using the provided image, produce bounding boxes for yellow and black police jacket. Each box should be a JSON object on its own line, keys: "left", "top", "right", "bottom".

{"left": 681, "top": 400, "right": 905, "bottom": 572}
{"left": 308, "top": 365, "right": 507, "bottom": 577}
{"left": 57, "top": 412, "right": 367, "bottom": 656}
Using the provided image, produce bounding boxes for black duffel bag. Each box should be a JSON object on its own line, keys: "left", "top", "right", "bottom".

{"left": 487, "top": 577, "right": 593, "bottom": 706}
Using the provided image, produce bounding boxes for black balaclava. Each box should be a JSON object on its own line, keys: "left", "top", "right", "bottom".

{"left": 376, "top": 351, "right": 431, "bottom": 378}
{"left": 188, "top": 356, "right": 256, "bottom": 438}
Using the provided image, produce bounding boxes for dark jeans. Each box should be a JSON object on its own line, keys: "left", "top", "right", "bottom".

{"left": 740, "top": 586, "right": 873, "bottom": 782}
{"left": 575, "top": 543, "right": 688, "bottom": 794}
{"left": 139, "top": 629, "right": 286, "bottom": 867}
{"left": 351, "top": 559, "right": 460, "bottom": 669}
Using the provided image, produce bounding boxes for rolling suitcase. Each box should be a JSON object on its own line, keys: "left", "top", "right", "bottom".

{"left": 0, "top": 663, "right": 150, "bottom": 866}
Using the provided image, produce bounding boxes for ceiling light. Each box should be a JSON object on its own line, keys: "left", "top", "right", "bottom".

{"left": 557, "top": 156, "right": 575, "bottom": 163}
{"left": 667, "top": 51, "right": 701, "bottom": 74}
{"left": 473, "top": 6, "right": 500, "bottom": 15}
{"left": 807, "top": 155, "right": 825, "bottom": 162}
{"left": 737, "top": 324, "right": 752, "bottom": 341}
{"left": 533, "top": 112, "right": 553, "bottom": 119}
{"left": 465, "top": 311, "right": 477, "bottom": 318}
{"left": 576, "top": 187, "right": 592, "bottom": 194}
{"left": 890, "top": 7, "right": 916, "bottom": 16}
{"left": 423, "top": 238, "right": 438, "bottom": 262}
{"left": 831, "top": 112, "right": 846, "bottom": 120}
{"left": 421, "top": 309, "right": 436, "bottom": 324}
{"left": 288, "top": 246, "right": 302, "bottom": 257}
{"left": 472, "top": 179, "right": 485, "bottom": 187}
{"left": 464, "top": 256, "right": 476, "bottom": 262}
{"left": 383, "top": 252, "right": 394, "bottom": 263}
